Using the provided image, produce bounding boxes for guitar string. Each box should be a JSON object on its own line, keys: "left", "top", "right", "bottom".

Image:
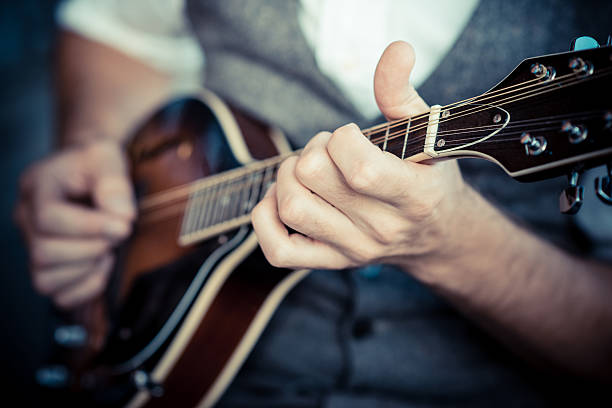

{"left": 368, "top": 66, "right": 612, "bottom": 147}
{"left": 139, "top": 105, "right": 608, "bottom": 224}
{"left": 138, "top": 70, "right": 582, "bottom": 208}
{"left": 421, "top": 111, "right": 606, "bottom": 148}
{"left": 373, "top": 69, "right": 612, "bottom": 155}
{"left": 360, "top": 68, "right": 612, "bottom": 160}
{"left": 138, "top": 66, "right": 612, "bottom": 213}
{"left": 383, "top": 110, "right": 604, "bottom": 150}
{"left": 139, "top": 111, "right": 608, "bottom": 226}
{"left": 364, "top": 66, "right": 603, "bottom": 140}
{"left": 362, "top": 66, "right": 583, "bottom": 134}
{"left": 419, "top": 74, "right": 611, "bottom": 149}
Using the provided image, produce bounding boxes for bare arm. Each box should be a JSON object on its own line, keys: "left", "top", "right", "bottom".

{"left": 252, "top": 41, "right": 612, "bottom": 381}
{"left": 56, "top": 30, "right": 171, "bottom": 146}
{"left": 411, "top": 189, "right": 612, "bottom": 380}
{"left": 15, "top": 30, "right": 173, "bottom": 308}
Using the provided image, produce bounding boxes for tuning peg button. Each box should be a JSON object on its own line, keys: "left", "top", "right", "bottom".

{"left": 560, "top": 171, "right": 584, "bottom": 215}
{"left": 570, "top": 36, "right": 600, "bottom": 51}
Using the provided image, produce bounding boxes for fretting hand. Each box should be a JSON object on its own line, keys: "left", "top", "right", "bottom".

{"left": 252, "top": 41, "right": 468, "bottom": 272}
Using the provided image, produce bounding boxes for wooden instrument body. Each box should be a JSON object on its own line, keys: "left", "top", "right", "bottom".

{"left": 67, "top": 91, "right": 307, "bottom": 407}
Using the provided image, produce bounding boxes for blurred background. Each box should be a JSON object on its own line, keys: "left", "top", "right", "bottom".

{"left": 1, "top": 1, "right": 611, "bottom": 406}
{"left": 0, "top": 1, "right": 59, "bottom": 404}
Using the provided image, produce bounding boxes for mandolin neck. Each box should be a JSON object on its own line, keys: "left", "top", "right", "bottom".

{"left": 174, "top": 107, "right": 456, "bottom": 246}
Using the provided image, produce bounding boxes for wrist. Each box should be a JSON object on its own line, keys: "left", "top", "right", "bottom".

{"left": 400, "top": 184, "right": 508, "bottom": 284}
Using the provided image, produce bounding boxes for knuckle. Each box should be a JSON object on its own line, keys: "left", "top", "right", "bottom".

{"left": 406, "top": 197, "right": 437, "bottom": 222}
{"left": 371, "top": 221, "right": 404, "bottom": 246}
{"left": 277, "top": 157, "right": 295, "bottom": 178}
{"left": 348, "top": 244, "right": 378, "bottom": 265}
{"left": 266, "top": 244, "right": 291, "bottom": 268}
{"left": 295, "top": 148, "right": 326, "bottom": 182}
{"left": 346, "top": 160, "right": 379, "bottom": 192}
{"left": 278, "top": 195, "right": 305, "bottom": 226}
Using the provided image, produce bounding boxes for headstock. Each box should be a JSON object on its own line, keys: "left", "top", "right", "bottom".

{"left": 430, "top": 36, "right": 612, "bottom": 214}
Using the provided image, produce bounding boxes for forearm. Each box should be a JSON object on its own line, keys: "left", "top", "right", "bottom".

{"left": 56, "top": 30, "right": 171, "bottom": 147}
{"left": 409, "top": 186, "right": 612, "bottom": 380}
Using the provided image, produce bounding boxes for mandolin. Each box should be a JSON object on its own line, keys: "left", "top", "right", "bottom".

{"left": 38, "top": 39, "right": 612, "bottom": 407}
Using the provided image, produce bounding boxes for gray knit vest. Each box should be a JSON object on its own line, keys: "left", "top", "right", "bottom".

{"left": 185, "top": 1, "right": 612, "bottom": 407}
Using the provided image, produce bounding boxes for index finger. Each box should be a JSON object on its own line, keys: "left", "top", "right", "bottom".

{"left": 326, "top": 123, "right": 421, "bottom": 205}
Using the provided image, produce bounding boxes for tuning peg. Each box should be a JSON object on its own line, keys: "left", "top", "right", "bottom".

{"left": 570, "top": 36, "right": 600, "bottom": 51}
{"left": 560, "top": 171, "right": 584, "bottom": 214}
{"left": 595, "top": 164, "right": 612, "bottom": 205}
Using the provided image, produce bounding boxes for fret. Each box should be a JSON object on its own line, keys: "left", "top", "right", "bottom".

{"left": 202, "top": 183, "right": 220, "bottom": 229}
{"left": 192, "top": 188, "right": 208, "bottom": 233}
{"left": 258, "top": 163, "right": 276, "bottom": 202}
{"left": 401, "top": 118, "right": 411, "bottom": 159}
{"left": 238, "top": 173, "right": 255, "bottom": 216}
{"left": 382, "top": 125, "right": 390, "bottom": 151}
{"left": 246, "top": 170, "right": 264, "bottom": 213}
{"left": 228, "top": 176, "right": 244, "bottom": 220}
{"left": 180, "top": 190, "right": 197, "bottom": 236}
{"left": 218, "top": 181, "right": 235, "bottom": 225}
{"left": 223, "top": 180, "right": 240, "bottom": 223}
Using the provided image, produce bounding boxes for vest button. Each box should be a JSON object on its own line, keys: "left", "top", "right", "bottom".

{"left": 352, "top": 318, "right": 374, "bottom": 339}
{"left": 359, "top": 265, "right": 381, "bottom": 279}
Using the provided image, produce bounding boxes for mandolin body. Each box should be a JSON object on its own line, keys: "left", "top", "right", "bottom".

{"left": 56, "top": 90, "right": 308, "bottom": 407}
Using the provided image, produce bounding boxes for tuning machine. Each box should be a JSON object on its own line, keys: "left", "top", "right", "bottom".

{"left": 560, "top": 171, "right": 584, "bottom": 214}
{"left": 595, "top": 163, "right": 612, "bottom": 205}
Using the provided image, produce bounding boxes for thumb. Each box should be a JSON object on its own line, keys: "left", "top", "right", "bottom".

{"left": 374, "top": 41, "right": 429, "bottom": 120}
{"left": 88, "top": 142, "right": 136, "bottom": 219}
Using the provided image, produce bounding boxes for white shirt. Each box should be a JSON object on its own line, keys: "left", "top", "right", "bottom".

{"left": 57, "top": 0, "right": 479, "bottom": 120}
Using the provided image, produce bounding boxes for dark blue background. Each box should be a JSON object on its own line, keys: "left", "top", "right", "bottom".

{"left": 0, "top": 1, "right": 59, "bottom": 405}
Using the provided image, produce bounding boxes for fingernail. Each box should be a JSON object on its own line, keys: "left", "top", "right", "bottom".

{"left": 347, "top": 122, "right": 360, "bottom": 132}
{"left": 104, "top": 219, "right": 130, "bottom": 238}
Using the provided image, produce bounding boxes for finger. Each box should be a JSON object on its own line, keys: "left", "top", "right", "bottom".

{"left": 276, "top": 155, "right": 369, "bottom": 247}
{"left": 296, "top": 132, "right": 398, "bottom": 228}
{"left": 32, "top": 259, "right": 99, "bottom": 296}
{"left": 87, "top": 142, "right": 136, "bottom": 219}
{"left": 327, "top": 123, "right": 419, "bottom": 205}
{"left": 31, "top": 237, "right": 112, "bottom": 268}
{"left": 251, "top": 185, "right": 353, "bottom": 270}
{"left": 53, "top": 255, "right": 114, "bottom": 309}
{"left": 33, "top": 201, "right": 132, "bottom": 239}
{"left": 374, "top": 41, "right": 429, "bottom": 120}
{"left": 29, "top": 143, "right": 135, "bottom": 222}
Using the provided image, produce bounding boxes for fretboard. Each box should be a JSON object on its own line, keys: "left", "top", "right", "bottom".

{"left": 178, "top": 154, "right": 290, "bottom": 245}
{"left": 177, "top": 104, "right": 481, "bottom": 246}
{"left": 362, "top": 112, "right": 431, "bottom": 160}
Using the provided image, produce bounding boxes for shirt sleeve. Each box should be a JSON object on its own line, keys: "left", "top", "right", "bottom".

{"left": 56, "top": 0, "right": 204, "bottom": 88}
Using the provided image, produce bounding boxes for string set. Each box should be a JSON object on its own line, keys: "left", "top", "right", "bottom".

{"left": 138, "top": 61, "right": 611, "bottom": 227}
